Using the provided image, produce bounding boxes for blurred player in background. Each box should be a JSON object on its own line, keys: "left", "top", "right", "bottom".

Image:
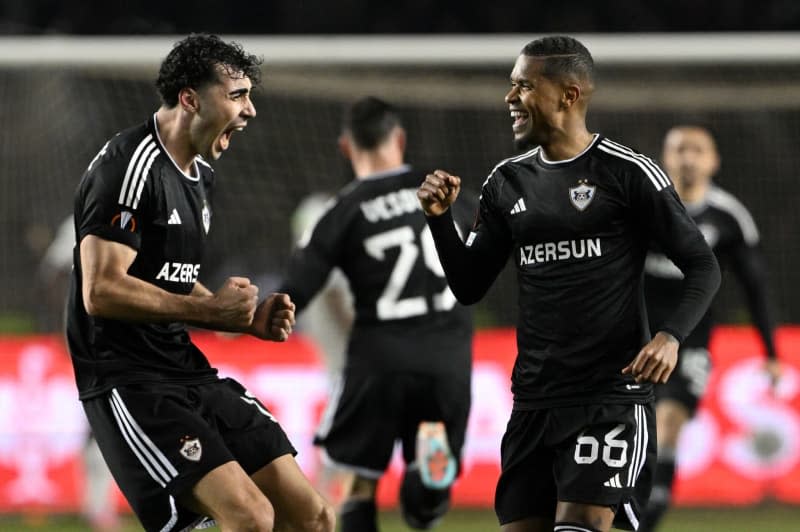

{"left": 639, "top": 125, "right": 782, "bottom": 531}
{"left": 289, "top": 193, "right": 355, "bottom": 507}
{"left": 418, "top": 36, "right": 721, "bottom": 532}
{"left": 39, "top": 215, "right": 120, "bottom": 531}
{"left": 66, "top": 34, "right": 333, "bottom": 532}
{"left": 279, "top": 96, "right": 475, "bottom": 532}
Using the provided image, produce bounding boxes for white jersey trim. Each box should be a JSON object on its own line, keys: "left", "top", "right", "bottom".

{"left": 538, "top": 133, "right": 600, "bottom": 164}
{"left": 598, "top": 139, "right": 671, "bottom": 191}
{"left": 153, "top": 113, "right": 200, "bottom": 182}
{"left": 706, "top": 186, "right": 760, "bottom": 245}
{"left": 480, "top": 147, "right": 540, "bottom": 196}
{"left": 118, "top": 134, "right": 159, "bottom": 207}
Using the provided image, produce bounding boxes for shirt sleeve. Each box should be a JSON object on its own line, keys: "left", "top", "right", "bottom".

{"left": 75, "top": 148, "right": 153, "bottom": 251}
{"left": 278, "top": 199, "right": 346, "bottom": 313}
{"left": 628, "top": 167, "right": 721, "bottom": 343}
{"left": 425, "top": 171, "right": 513, "bottom": 305}
{"left": 724, "top": 224, "right": 778, "bottom": 359}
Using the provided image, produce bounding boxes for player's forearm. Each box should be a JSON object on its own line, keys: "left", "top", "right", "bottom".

{"left": 660, "top": 249, "right": 721, "bottom": 343}
{"left": 735, "top": 249, "right": 778, "bottom": 359}
{"left": 83, "top": 273, "right": 215, "bottom": 325}
{"left": 425, "top": 210, "right": 498, "bottom": 305}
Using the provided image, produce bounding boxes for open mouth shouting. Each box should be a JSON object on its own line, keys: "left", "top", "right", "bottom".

{"left": 510, "top": 109, "right": 529, "bottom": 134}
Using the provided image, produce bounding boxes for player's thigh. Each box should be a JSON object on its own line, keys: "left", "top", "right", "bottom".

{"left": 315, "top": 371, "right": 401, "bottom": 475}
{"left": 208, "top": 378, "right": 297, "bottom": 475}
{"left": 184, "top": 460, "right": 273, "bottom": 525}
{"left": 495, "top": 409, "right": 557, "bottom": 525}
{"left": 82, "top": 384, "right": 238, "bottom": 531}
{"left": 553, "top": 402, "right": 655, "bottom": 531}
{"left": 655, "top": 399, "right": 691, "bottom": 448}
{"left": 251, "top": 454, "right": 331, "bottom": 528}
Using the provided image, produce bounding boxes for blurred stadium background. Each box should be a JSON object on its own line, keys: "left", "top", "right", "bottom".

{"left": 2, "top": 6, "right": 800, "bottom": 530}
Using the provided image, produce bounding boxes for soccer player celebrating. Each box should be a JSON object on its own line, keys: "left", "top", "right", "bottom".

{"left": 418, "top": 36, "right": 721, "bottom": 532}
{"left": 639, "top": 125, "right": 782, "bottom": 531}
{"left": 279, "top": 96, "right": 474, "bottom": 532}
{"left": 66, "top": 34, "right": 334, "bottom": 532}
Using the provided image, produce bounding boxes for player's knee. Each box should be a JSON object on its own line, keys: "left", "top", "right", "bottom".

{"left": 303, "top": 497, "right": 336, "bottom": 532}
{"left": 218, "top": 491, "right": 275, "bottom": 532}
{"left": 400, "top": 467, "right": 451, "bottom": 530}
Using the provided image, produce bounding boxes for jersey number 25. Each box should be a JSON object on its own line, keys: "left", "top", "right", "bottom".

{"left": 364, "top": 225, "right": 456, "bottom": 320}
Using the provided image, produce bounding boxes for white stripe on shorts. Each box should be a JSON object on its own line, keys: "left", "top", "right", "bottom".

{"left": 109, "top": 388, "right": 178, "bottom": 487}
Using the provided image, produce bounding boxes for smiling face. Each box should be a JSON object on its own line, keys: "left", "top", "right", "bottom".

{"left": 505, "top": 55, "right": 565, "bottom": 149}
{"left": 189, "top": 64, "right": 256, "bottom": 161}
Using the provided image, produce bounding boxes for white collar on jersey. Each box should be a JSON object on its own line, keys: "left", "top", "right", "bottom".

{"left": 359, "top": 164, "right": 411, "bottom": 181}
{"left": 538, "top": 134, "right": 600, "bottom": 165}
{"left": 153, "top": 113, "right": 201, "bottom": 182}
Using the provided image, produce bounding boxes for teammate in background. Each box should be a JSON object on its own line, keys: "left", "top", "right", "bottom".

{"left": 289, "top": 193, "right": 355, "bottom": 507}
{"left": 418, "top": 36, "right": 721, "bottom": 532}
{"left": 639, "top": 125, "right": 782, "bottom": 531}
{"left": 66, "top": 34, "right": 334, "bottom": 532}
{"left": 279, "top": 96, "right": 475, "bottom": 532}
{"left": 39, "top": 215, "right": 120, "bottom": 532}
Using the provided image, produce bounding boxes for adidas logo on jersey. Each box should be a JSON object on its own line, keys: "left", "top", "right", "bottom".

{"left": 604, "top": 473, "right": 623, "bottom": 488}
{"left": 168, "top": 208, "right": 182, "bottom": 225}
{"left": 509, "top": 198, "right": 527, "bottom": 215}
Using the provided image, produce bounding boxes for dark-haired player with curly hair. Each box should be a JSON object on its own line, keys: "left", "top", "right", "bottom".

{"left": 418, "top": 36, "right": 721, "bottom": 531}
{"left": 66, "top": 34, "right": 334, "bottom": 532}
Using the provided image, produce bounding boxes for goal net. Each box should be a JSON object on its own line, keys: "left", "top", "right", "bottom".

{"left": 3, "top": 33, "right": 800, "bottom": 331}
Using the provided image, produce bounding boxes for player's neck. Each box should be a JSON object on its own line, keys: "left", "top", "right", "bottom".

{"left": 541, "top": 128, "right": 595, "bottom": 162}
{"left": 155, "top": 107, "right": 196, "bottom": 175}
{"left": 677, "top": 182, "right": 709, "bottom": 204}
{"left": 352, "top": 151, "right": 405, "bottom": 179}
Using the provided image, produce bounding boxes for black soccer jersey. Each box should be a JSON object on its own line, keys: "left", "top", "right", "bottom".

{"left": 279, "top": 166, "right": 473, "bottom": 375}
{"left": 66, "top": 114, "right": 218, "bottom": 400}
{"left": 427, "top": 135, "right": 720, "bottom": 409}
{"left": 645, "top": 184, "right": 776, "bottom": 356}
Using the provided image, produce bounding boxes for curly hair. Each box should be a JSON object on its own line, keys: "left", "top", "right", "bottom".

{"left": 521, "top": 35, "right": 594, "bottom": 83}
{"left": 156, "top": 33, "right": 262, "bottom": 108}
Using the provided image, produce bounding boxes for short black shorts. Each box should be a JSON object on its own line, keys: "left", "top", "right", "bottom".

{"left": 495, "top": 402, "right": 655, "bottom": 531}
{"left": 656, "top": 346, "right": 711, "bottom": 415}
{"left": 83, "top": 378, "right": 296, "bottom": 532}
{"left": 314, "top": 370, "right": 470, "bottom": 478}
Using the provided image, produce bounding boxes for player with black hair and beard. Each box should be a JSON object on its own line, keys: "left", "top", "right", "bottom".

{"left": 418, "top": 36, "right": 721, "bottom": 532}
{"left": 279, "top": 96, "right": 474, "bottom": 532}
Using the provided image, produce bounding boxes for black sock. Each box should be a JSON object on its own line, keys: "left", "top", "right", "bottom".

{"left": 639, "top": 447, "right": 676, "bottom": 532}
{"left": 340, "top": 498, "right": 378, "bottom": 532}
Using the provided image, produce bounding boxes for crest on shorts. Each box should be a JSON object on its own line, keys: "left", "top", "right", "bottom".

{"left": 179, "top": 436, "right": 202, "bottom": 462}
{"left": 201, "top": 200, "right": 211, "bottom": 234}
{"left": 569, "top": 179, "right": 596, "bottom": 211}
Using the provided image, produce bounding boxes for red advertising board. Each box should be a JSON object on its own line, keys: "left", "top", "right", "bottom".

{"left": 0, "top": 327, "right": 797, "bottom": 513}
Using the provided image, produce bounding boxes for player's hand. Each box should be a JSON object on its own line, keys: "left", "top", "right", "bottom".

{"left": 622, "top": 331, "right": 679, "bottom": 384}
{"left": 764, "top": 359, "right": 782, "bottom": 389}
{"left": 418, "top": 169, "right": 461, "bottom": 216}
{"left": 210, "top": 277, "right": 258, "bottom": 331}
{"left": 249, "top": 293, "right": 296, "bottom": 341}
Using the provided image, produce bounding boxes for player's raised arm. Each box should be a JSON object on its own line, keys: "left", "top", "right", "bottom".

{"left": 418, "top": 169, "right": 461, "bottom": 216}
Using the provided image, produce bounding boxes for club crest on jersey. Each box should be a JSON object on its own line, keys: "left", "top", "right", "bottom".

{"left": 201, "top": 200, "right": 211, "bottom": 234}
{"left": 179, "top": 435, "right": 202, "bottom": 462}
{"left": 569, "top": 179, "right": 596, "bottom": 212}
{"left": 110, "top": 210, "right": 136, "bottom": 232}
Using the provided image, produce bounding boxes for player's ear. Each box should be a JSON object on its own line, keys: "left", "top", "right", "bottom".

{"left": 179, "top": 88, "right": 199, "bottom": 113}
{"left": 395, "top": 127, "right": 407, "bottom": 153}
{"left": 562, "top": 84, "right": 581, "bottom": 109}
{"left": 338, "top": 134, "right": 352, "bottom": 160}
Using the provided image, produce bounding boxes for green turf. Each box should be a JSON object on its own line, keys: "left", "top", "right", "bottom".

{"left": 2, "top": 505, "right": 799, "bottom": 531}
